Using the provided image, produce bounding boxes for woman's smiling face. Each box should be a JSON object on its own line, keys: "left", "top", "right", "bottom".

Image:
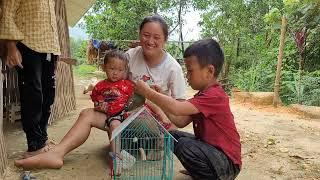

{"left": 139, "top": 22, "right": 166, "bottom": 58}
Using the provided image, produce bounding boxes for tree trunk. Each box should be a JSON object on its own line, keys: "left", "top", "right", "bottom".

{"left": 297, "top": 55, "right": 304, "bottom": 104}
{"left": 178, "top": 0, "right": 184, "bottom": 53}
{"left": 273, "top": 17, "right": 287, "bottom": 107}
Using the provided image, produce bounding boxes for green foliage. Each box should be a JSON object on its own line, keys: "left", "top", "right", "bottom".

{"left": 70, "top": 37, "right": 87, "bottom": 64}
{"left": 281, "top": 71, "right": 320, "bottom": 106}
{"left": 196, "top": 0, "right": 319, "bottom": 106}
{"left": 79, "top": 0, "right": 320, "bottom": 106}
{"left": 82, "top": 0, "right": 197, "bottom": 42}
{"left": 83, "top": 0, "right": 157, "bottom": 40}
{"left": 73, "top": 64, "right": 99, "bottom": 77}
{"left": 264, "top": 8, "right": 281, "bottom": 23}
{"left": 230, "top": 35, "right": 277, "bottom": 92}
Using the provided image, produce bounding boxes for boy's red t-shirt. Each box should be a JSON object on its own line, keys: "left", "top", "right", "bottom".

{"left": 188, "top": 83, "right": 242, "bottom": 167}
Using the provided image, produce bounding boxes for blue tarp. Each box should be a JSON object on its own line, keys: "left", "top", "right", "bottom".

{"left": 92, "top": 39, "right": 102, "bottom": 49}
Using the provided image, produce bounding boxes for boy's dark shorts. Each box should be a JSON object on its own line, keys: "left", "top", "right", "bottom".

{"left": 105, "top": 110, "right": 128, "bottom": 128}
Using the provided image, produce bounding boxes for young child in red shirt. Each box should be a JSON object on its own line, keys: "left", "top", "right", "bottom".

{"left": 135, "top": 39, "right": 241, "bottom": 179}
{"left": 90, "top": 49, "right": 135, "bottom": 174}
{"left": 91, "top": 49, "right": 134, "bottom": 131}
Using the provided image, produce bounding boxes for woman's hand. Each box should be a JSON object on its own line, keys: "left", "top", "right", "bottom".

{"left": 6, "top": 41, "right": 23, "bottom": 68}
{"left": 134, "top": 80, "right": 151, "bottom": 97}
{"left": 150, "top": 84, "right": 163, "bottom": 93}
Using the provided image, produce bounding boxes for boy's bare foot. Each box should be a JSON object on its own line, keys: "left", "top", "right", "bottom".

{"left": 15, "top": 149, "right": 63, "bottom": 169}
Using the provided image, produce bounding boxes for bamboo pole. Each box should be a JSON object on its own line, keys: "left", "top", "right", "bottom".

{"left": 0, "top": 59, "right": 8, "bottom": 177}
{"left": 273, "top": 17, "right": 287, "bottom": 107}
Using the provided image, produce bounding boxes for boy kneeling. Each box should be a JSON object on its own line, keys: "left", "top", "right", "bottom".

{"left": 135, "top": 39, "right": 241, "bottom": 180}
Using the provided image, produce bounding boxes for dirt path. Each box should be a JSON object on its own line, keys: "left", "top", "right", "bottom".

{"left": 3, "top": 78, "right": 320, "bottom": 180}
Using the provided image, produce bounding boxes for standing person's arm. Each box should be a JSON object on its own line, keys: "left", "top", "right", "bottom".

{"left": 0, "top": 0, "right": 23, "bottom": 68}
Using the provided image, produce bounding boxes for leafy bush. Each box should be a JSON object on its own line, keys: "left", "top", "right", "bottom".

{"left": 70, "top": 37, "right": 88, "bottom": 65}
{"left": 281, "top": 70, "right": 320, "bottom": 106}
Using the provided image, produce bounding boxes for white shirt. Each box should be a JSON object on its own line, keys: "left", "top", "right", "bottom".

{"left": 126, "top": 46, "right": 186, "bottom": 99}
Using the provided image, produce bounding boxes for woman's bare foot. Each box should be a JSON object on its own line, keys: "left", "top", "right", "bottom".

{"left": 15, "top": 149, "right": 64, "bottom": 169}
{"left": 179, "top": 169, "right": 191, "bottom": 176}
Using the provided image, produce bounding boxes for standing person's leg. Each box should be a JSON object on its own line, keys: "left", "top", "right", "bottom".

{"left": 39, "top": 54, "right": 56, "bottom": 143}
{"left": 16, "top": 43, "right": 47, "bottom": 153}
{"left": 170, "top": 130, "right": 240, "bottom": 180}
{"left": 14, "top": 108, "right": 109, "bottom": 169}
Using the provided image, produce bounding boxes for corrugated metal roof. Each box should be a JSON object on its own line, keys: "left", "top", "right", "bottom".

{"left": 65, "top": 0, "right": 96, "bottom": 27}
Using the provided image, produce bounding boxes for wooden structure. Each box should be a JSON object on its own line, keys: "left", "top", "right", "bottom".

{"left": 50, "top": 0, "right": 76, "bottom": 124}
{"left": 0, "top": 60, "right": 8, "bottom": 178}
{"left": 0, "top": 0, "right": 83, "bottom": 177}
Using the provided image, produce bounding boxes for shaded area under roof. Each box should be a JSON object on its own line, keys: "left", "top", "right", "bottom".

{"left": 65, "top": 0, "right": 96, "bottom": 27}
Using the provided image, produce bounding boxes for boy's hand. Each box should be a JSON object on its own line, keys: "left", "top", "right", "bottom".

{"left": 6, "top": 41, "right": 23, "bottom": 68}
{"left": 134, "top": 80, "right": 151, "bottom": 97}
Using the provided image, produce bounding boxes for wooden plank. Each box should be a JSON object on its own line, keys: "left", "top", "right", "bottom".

{"left": 59, "top": 57, "right": 77, "bottom": 65}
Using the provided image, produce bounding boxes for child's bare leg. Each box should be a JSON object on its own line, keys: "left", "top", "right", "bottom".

{"left": 109, "top": 120, "right": 123, "bottom": 175}
{"left": 109, "top": 120, "right": 122, "bottom": 155}
{"left": 14, "top": 108, "right": 108, "bottom": 169}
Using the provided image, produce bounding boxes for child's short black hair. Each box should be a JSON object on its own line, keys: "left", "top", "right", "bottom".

{"left": 183, "top": 38, "right": 224, "bottom": 77}
{"left": 103, "top": 49, "right": 129, "bottom": 68}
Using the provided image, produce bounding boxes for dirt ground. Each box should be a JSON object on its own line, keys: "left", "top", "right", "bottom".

{"left": 3, "top": 77, "right": 320, "bottom": 180}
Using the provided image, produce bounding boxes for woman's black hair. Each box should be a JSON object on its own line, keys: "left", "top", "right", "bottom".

{"left": 139, "top": 15, "right": 169, "bottom": 40}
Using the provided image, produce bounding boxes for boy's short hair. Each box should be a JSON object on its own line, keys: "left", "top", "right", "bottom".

{"left": 103, "top": 49, "right": 129, "bottom": 68}
{"left": 183, "top": 38, "right": 224, "bottom": 77}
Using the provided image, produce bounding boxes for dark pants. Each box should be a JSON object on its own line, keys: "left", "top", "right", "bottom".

{"left": 170, "top": 130, "right": 240, "bottom": 180}
{"left": 16, "top": 43, "right": 56, "bottom": 152}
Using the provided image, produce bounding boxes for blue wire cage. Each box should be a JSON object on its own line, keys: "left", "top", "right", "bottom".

{"left": 110, "top": 107, "right": 175, "bottom": 180}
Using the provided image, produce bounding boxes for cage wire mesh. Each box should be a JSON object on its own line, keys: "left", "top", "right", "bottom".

{"left": 111, "top": 107, "right": 174, "bottom": 180}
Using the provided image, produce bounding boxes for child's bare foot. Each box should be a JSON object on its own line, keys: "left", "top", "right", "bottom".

{"left": 109, "top": 150, "right": 136, "bottom": 176}
{"left": 146, "top": 149, "right": 164, "bottom": 161}
{"left": 139, "top": 148, "right": 146, "bottom": 161}
{"left": 15, "top": 149, "right": 63, "bottom": 169}
{"left": 109, "top": 152, "right": 123, "bottom": 176}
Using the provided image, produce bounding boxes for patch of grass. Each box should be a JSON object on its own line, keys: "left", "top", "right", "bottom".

{"left": 73, "top": 64, "right": 99, "bottom": 78}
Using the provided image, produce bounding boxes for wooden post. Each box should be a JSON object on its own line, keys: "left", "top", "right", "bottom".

{"left": 49, "top": 0, "right": 76, "bottom": 123}
{"left": 273, "top": 17, "right": 287, "bottom": 107}
{"left": 0, "top": 59, "right": 8, "bottom": 177}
